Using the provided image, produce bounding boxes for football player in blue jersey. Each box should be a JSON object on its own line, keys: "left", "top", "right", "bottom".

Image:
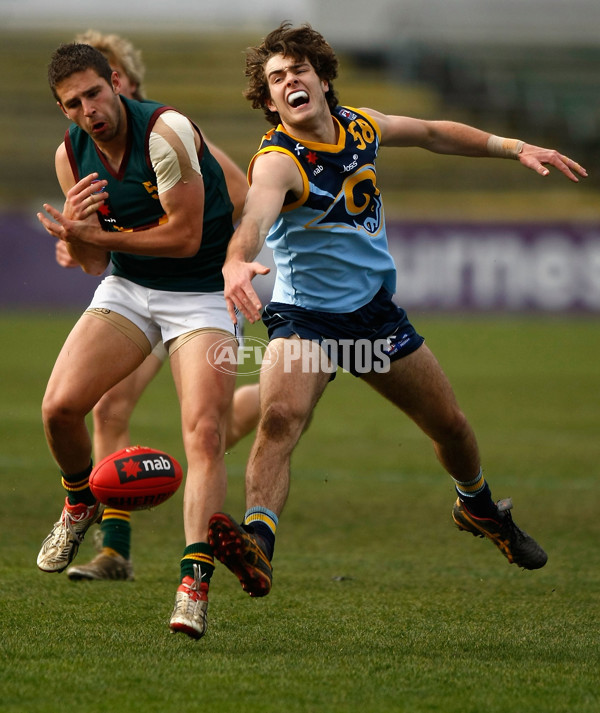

{"left": 208, "top": 22, "right": 587, "bottom": 597}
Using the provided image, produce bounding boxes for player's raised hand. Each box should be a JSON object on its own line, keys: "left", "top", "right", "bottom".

{"left": 38, "top": 173, "right": 108, "bottom": 242}
{"left": 63, "top": 172, "right": 108, "bottom": 221}
{"left": 223, "top": 257, "right": 270, "bottom": 324}
{"left": 518, "top": 144, "right": 588, "bottom": 182}
{"left": 37, "top": 200, "right": 100, "bottom": 245}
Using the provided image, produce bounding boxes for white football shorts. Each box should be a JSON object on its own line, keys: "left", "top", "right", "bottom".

{"left": 86, "top": 275, "right": 236, "bottom": 356}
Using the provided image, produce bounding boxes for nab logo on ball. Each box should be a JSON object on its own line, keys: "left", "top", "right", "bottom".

{"left": 115, "top": 452, "right": 178, "bottom": 483}
{"left": 90, "top": 445, "right": 183, "bottom": 511}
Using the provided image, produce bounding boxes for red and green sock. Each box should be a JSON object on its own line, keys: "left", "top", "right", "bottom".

{"left": 180, "top": 543, "right": 215, "bottom": 585}
{"left": 100, "top": 509, "right": 132, "bottom": 560}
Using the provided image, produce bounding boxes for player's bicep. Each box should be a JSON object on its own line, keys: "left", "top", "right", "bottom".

{"left": 150, "top": 112, "right": 201, "bottom": 194}
{"left": 158, "top": 169, "right": 205, "bottom": 226}
{"left": 149, "top": 112, "right": 204, "bottom": 234}
{"left": 246, "top": 152, "right": 297, "bottom": 232}
{"left": 361, "top": 108, "right": 430, "bottom": 148}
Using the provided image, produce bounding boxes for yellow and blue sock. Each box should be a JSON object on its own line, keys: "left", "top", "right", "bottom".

{"left": 452, "top": 468, "right": 496, "bottom": 517}
{"left": 243, "top": 506, "right": 278, "bottom": 560}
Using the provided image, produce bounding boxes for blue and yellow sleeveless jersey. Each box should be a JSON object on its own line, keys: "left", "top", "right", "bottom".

{"left": 248, "top": 106, "right": 397, "bottom": 313}
{"left": 64, "top": 96, "right": 233, "bottom": 292}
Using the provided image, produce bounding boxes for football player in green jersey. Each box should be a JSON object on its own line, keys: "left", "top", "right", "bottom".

{"left": 52, "top": 31, "right": 259, "bottom": 587}
{"left": 37, "top": 41, "right": 248, "bottom": 639}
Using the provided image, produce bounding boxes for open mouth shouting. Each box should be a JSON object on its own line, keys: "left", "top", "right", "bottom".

{"left": 287, "top": 90, "right": 309, "bottom": 108}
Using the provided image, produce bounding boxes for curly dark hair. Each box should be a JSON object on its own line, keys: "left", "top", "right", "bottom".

{"left": 244, "top": 22, "right": 339, "bottom": 126}
{"left": 48, "top": 42, "right": 113, "bottom": 102}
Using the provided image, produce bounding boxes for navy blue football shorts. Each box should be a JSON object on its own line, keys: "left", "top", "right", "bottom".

{"left": 262, "top": 287, "right": 424, "bottom": 377}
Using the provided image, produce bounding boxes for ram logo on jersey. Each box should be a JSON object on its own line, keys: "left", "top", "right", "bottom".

{"left": 308, "top": 164, "right": 383, "bottom": 236}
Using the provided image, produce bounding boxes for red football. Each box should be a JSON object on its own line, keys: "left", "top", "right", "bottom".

{"left": 89, "top": 445, "right": 183, "bottom": 511}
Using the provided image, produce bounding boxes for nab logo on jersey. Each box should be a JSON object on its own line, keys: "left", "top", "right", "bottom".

{"left": 311, "top": 165, "right": 382, "bottom": 235}
{"left": 97, "top": 202, "right": 117, "bottom": 227}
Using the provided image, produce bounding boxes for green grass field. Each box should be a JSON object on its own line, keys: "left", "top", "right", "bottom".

{"left": 1, "top": 311, "right": 599, "bottom": 713}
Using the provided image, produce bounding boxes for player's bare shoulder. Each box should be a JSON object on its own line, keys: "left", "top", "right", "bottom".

{"left": 252, "top": 149, "right": 303, "bottom": 197}
{"left": 149, "top": 111, "right": 201, "bottom": 192}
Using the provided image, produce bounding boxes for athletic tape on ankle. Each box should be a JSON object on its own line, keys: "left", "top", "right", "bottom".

{"left": 487, "top": 135, "right": 524, "bottom": 159}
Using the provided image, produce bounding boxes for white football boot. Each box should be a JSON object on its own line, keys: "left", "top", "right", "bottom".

{"left": 169, "top": 564, "right": 209, "bottom": 639}
{"left": 37, "top": 498, "right": 104, "bottom": 573}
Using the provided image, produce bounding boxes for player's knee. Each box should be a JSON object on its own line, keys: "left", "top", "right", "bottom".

{"left": 437, "top": 408, "right": 473, "bottom": 444}
{"left": 260, "top": 400, "right": 306, "bottom": 441}
{"left": 183, "top": 417, "right": 225, "bottom": 460}
{"left": 42, "top": 393, "right": 84, "bottom": 431}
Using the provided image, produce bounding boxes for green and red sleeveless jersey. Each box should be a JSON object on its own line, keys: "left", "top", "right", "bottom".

{"left": 65, "top": 96, "right": 233, "bottom": 292}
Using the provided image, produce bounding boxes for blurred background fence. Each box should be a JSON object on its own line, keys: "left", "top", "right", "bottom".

{"left": 1, "top": 0, "right": 599, "bottom": 312}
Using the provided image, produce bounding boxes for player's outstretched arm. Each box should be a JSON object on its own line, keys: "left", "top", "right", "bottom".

{"left": 223, "top": 151, "right": 298, "bottom": 324}
{"left": 367, "top": 108, "right": 588, "bottom": 183}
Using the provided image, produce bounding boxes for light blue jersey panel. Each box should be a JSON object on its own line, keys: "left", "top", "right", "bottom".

{"left": 253, "top": 107, "right": 397, "bottom": 313}
{"left": 267, "top": 198, "right": 396, "bottom": 312}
